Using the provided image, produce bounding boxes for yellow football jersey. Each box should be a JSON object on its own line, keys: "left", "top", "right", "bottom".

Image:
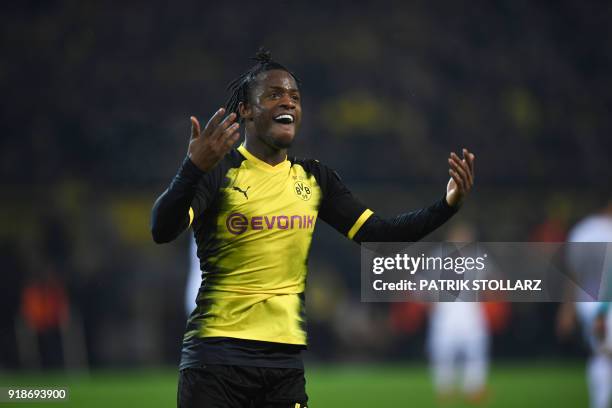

{"left": 183, "top": 144, "right": 372, "bottom": 349}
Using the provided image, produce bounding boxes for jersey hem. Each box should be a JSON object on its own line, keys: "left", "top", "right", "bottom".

{"left": 197, "top": 331, "right": 307, "bottom": 346}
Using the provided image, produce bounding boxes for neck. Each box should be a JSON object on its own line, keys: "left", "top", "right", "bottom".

{"left": 244, "top": 133, "right": 287, "bottom": 166}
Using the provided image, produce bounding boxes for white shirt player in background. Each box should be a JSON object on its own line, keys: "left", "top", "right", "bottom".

{"left": 561, "top": 200, "right": 612, "bottom": 408}
{"left": 185, "top": 239, "right": 201, "bottom": 316}
{"left": 427, "top": 222, "right": 489, "bottom": 404}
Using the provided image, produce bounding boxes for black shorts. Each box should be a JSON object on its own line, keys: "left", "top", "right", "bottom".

{"left": 177, "top": 364, "right": 309, "bottom": 408}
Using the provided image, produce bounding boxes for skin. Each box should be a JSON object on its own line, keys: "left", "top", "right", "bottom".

{"left": 187, "top": 69, "right": 475, "bottom": 207}
{"left": 239, "top": 70, "right": 302, "bottom": 163}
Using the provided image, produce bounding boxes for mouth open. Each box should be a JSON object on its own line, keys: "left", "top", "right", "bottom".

{"left": 273, "top": 114, "right": 295, "bottom": 125}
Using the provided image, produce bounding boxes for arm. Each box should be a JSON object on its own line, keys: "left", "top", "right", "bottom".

{"left": 319, "top": 148, "right": 475, "bottom": 243}
{"left": 353, "top": 196, "right": 457, "bottom": 243}
{"left": 151, "top": 157, "right": 203, "bottom": 243}
{"left": 150, "top": 108, "right": 241, "bottom": 244}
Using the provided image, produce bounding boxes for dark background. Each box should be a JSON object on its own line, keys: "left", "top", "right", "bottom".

{"left": 1, "top": 0, "right": 611, "bottom": 369}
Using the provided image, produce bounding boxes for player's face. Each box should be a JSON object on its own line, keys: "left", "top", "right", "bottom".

{"left": 242, "top": 69, "right": 302, "bottom": 149}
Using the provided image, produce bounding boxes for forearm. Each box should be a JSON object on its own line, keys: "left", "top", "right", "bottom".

{"left": 151, "top": 157, "right": 204, "bottom": 243}
{"left": 353, "top": 196, "right": 458, "bottom": 243}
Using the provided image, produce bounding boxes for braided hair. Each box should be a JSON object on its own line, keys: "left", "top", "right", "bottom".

{"left": 225, "top": 48, "right": 300, "bottom": 121}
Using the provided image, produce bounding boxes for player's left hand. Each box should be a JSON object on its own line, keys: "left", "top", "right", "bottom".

{"left": 445, "top": 148, "right": 475, "bottom": 207}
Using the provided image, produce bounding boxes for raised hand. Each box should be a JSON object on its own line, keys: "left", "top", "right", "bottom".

{"left": 446, "top": 148, "right": 475, "bottom": 207}
{"left": 188, "top": 108, "right": 241, "bottom": 172}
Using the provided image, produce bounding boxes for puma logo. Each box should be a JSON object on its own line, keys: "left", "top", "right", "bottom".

{"left": 232, "top": 186, "right": 250, "bottom": 199}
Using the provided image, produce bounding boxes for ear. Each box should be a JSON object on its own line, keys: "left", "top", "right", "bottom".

{"left": 238, "top": 102, "right": 252, "bottom": 121}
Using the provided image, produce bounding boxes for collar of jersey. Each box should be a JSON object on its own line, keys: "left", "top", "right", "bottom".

{"left": 237, "top": 144, "right": 290, "bottom": 173}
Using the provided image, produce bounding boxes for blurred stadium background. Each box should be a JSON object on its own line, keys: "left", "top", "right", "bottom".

{"left": 1, "top": 1, "right": 610, "bottom": 406}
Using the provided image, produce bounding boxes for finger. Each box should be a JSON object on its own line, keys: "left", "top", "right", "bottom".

{"left": 463, "top": 148, "right": 476, "bottom": 178}
{"left": 449, "top": 154, "right": 470, "bottom": 187}
{"left": 220, "top": 112, "right": 238, "bottom": 130}
{"left": 449, "top": 167, "right": 466, "bottom": 191}
{"left": 217, "top": 125, "right": 241, "bottom": 155}
{"left": 203, "top": 107, "right": 226, "bottom": 138}
{"left": 190, "top": 116, "right": 201, "bottom": 140}
{"left": 226, "top": 129, "right": 241, "bottom": 148}
{"left": 449, "top": 169, "right": 465, "bottom": 190}
{"left": 469, "top": 153, "right": 475, "bottom": 178}
{"left": 211, "top": 113, "right": 238, "bottom": 142}
{"left": 452, "top": 152, "right": 473, "bottom": 186}
{"left": 214, "top": 122, "right": 239, "bottom": 148}
{"left": 463, "top": 148, "right": 475, "bottom": 174}
{"left": 223, "top": 122, "right": 240, "bottom": 138}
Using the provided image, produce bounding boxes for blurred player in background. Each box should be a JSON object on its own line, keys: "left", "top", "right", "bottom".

{"left": 184, "top": 239, "right": 200, "bottom": 316}
{"left": 558, "top": 199, "right": 612, "bottom": 408}
{"left": 151, "top": 49, "right": 476, "bottom": 408}
{"left": 427, "top": 222, "right": 490, "bottom": 404}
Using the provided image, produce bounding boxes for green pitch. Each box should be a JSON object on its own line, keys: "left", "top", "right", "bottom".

{"left": 0, "top": 362, "right": 587, "bottom": 407}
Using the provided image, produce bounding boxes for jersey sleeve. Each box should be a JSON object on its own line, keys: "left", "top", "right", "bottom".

{"left": 307, "top": 160, "right": 458, "bottom": 244}
{"left": 316, "top": 163, "right": 373, "bottom": 240}
{"left": 189, "top": 163, "right": 225, "bottom": 226}
{"left": 151, "top": 157, "right": 204, "bottom": 243}
{"left": 352, "top": 195, "right": 458, "bottom": 243}
{"left": 151, "top": 154, "right": 232, "bottom": 243}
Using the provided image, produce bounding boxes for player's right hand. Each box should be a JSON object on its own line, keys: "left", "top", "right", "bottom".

{"left": 188, "top": 108, "right": 240, "bottom": 172}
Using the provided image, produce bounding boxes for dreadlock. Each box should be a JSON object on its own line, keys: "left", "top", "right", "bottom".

{"left": 225, "top": 47, "right": 300, "bottom": 121}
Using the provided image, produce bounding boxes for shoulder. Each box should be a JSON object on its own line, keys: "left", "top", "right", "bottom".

{"left": 224, "top": 148, "right": 246, "bottom": 169}
{"left": 290, "top": 156, "right": 339, "bottom": 179}
{"left": 197, "top": 148, "right": 245, "bottom": 188}
{"left": 289, "top": 156, "right": 346, "bottom": 194}
{"left": 290, "top": 156, "right": 320, "bottom": 171}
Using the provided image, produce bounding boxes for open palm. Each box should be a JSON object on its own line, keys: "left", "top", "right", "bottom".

{"left": 445, "top": 148, "right": 475, "bottom": 207}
